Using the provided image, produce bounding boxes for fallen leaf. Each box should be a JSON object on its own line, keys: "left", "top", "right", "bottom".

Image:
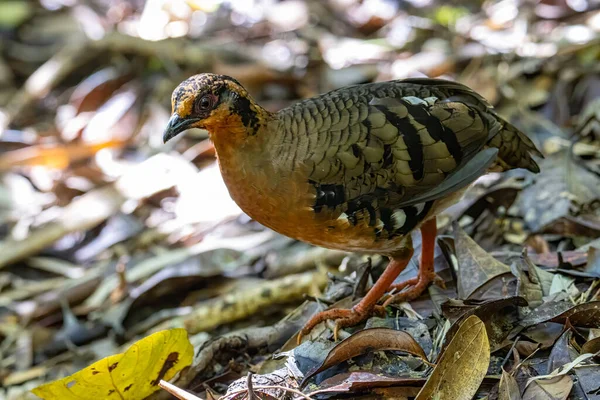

{"left": 454, "top": 223, "right": 511, "bottom": 299}
{"left": 512, "top": 258, "right": 543, "bottom": 308}
{"left": 517, "top": 151, "right": 600, "bottom": 232}
{"left": 32, "top": 328, "right": 193, "bottom": 400}
{"left": 301, "top": 328, "right": 428, "bottom": 385}
{"left": 528, "top": 352, "right": 594, "bottom": 386}
{"left": 517, "top": 301, "right": 573, "bottom": 330}
{"left": 549, "top": 274, "right": 578, "bottom": 297}
{"left": 442, "top": 297, "right": 527, "bottom": 352}
{"left": 367, "top": 317, "right": 434, "bottom": 356}
{"left": 581, "top": 336, "right": 600, "bottom": 357}
{"left": 522, "top": 375, "right": 572, "bottom": 400}
{"left": 549, "top": 301, "right": 600, "bottom": 328}
{"left": 528, "top": 264, "right": 554, "bottom": 297}
{"left": 571, "top": 354, "right": 600, "bottom": 399}
{"left": 550, "top": 314, "right": 600, "bottom": 399}
{"left": 499, "top": 369, "right": 521, "bottom": 400}
{"left": 415, "top": 315, "right": 490, "bottom": 400}
{"left": 528, "top": 251, "right": 588, "bottom": 269}
{"left": 521, "top": 322, "right": 564, "bottom": 350}
{"left": 309, "top": 371, "right": 424, "bottom": 397}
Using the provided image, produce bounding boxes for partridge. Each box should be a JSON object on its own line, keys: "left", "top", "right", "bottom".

{"left": 163, "top": 74, "right": 541, "bottom": 340}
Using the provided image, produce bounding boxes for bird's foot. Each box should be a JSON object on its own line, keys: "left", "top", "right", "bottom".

{"left": 298, "top": 303, "right": 386, "bottom": 343}
{"left": 383, "top": 271, "right": 444, "bottom": 307}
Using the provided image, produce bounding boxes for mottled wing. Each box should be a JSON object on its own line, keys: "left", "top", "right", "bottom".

{"left": 274, "top": 80, "right": 500, "bottom": 238}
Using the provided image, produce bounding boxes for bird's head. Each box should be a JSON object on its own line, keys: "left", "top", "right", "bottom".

{"left": 163, "top": 73, "right": 269, "bottom": 144}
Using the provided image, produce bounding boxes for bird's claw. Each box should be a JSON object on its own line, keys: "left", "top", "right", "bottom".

{"left": 383, "top": 272, "right": 442, "bottom": 307}
{"left": 297, "top": 304, "right": 385, "bottom": 344}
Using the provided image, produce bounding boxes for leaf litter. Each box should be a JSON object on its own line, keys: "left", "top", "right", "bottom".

{"left": 0, "top": 0, "right": 600, "bottom": 399}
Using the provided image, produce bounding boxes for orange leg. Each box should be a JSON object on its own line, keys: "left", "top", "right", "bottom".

{"left": 383, "top": 217, "right": 438, "bottom": 306}
{"left": 298, "top": 245, "right": 414, "bottom": 343}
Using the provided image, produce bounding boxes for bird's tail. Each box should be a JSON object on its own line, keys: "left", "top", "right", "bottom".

{"left": 486, "top": 118, "right": 542, "bottom": 173}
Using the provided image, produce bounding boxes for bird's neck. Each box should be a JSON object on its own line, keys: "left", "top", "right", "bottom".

{"left": 209, "top": 107, "right": 276, "bottom": 156}
{"left": 209, "top": 106, "right": 278, "bottom": 178}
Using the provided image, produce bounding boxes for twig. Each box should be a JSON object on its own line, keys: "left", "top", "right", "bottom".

{"left": 246, "top": 373, "right": 258, "bottom": 400}
{"left": 0, "top": 277, "right": 65, "bottom": 305}
{"left": 26, "top": 257, "right": 85, "bottom": 279}
{"left": 180, "top": 271, "right": 327, "bottom": 334}
{"left": 500, "top": 336, "right": 520, "bottom": 370}
{"left": 159, "top": 380, "right": 203, "bottom": 400}
{"left": 222, "top": 385, "right": 315, "bottom": 400}
{"left": 262, "top": 246, "right": 347, "bottom": 279}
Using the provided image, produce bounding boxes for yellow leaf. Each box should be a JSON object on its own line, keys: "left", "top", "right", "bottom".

{"left": 32, "top": 328, "right": 193, "bottom": 400}
{"left": 415, "top": 315, "right": 490, "bottom": 400}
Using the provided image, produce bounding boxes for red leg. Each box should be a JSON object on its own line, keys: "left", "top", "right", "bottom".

{"left": 298, "top": 244, "right": 414, "bottom": 343}
{"left": 384, "top": 217, "right": 438, "bottom": 306}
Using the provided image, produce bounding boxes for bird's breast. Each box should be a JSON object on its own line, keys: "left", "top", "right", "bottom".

{"left": 215, "top": 148, "right": 411, "bottom": 255}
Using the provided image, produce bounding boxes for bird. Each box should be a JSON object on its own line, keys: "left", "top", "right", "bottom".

{"left": 163, "top": 73, "right": 541, "bottom": 341}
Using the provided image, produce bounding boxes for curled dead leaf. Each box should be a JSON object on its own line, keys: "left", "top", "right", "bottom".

{"left": 301, "top": 328, "right": 428, "bottom": 386}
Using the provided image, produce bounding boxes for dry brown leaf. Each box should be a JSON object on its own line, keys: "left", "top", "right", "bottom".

{"left": 415, "top": 315, "right": 490, "bottom": 400}
{"left": 442, "top": 297, "right": 527, "bottom": 353}
{"left": 522, "top": 375, "right": 572, "bottom": 400}
{"left": 302, "top": 328, "right": 428, "bottom": 385}
{"left": 581, "top": 336, "right": 600, "bottom": 357}
{"left": 499, "top": 370, "right": 521, "bottom": 400}
{"left": 550, "top": 301, "right": 600, "bottom": 327}
{"left": 454, "top": 223, "right": 511, "bottom": 299}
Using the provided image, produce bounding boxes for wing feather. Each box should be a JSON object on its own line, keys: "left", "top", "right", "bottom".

{"left": 275, "top": 79, "right": 523, "bottom": 238}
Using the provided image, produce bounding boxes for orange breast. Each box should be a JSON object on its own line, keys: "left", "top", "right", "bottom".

{"left": 215, "top": 146, "right": 412, "bottom": 256}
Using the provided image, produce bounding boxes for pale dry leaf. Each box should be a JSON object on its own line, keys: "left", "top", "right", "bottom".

{"left": 415, "top": 315, "right": 490, "bottom": 400}
{"left": 527, "top": 353, "right": 594, "bottom": 385}
{"left": 499, "top": 369, "right": 521, "bottom": 400}
{"left": 522, "top": 375, "right": 572, "bottom": 400}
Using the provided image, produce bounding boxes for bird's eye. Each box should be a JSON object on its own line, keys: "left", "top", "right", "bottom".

{"left": 196, "top": 94, "right": 216, "bottom": 113}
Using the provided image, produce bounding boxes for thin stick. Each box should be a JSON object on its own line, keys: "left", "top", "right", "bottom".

{"left": 159, "top": 380, "right": 203, "bottom": 400}
{"left": 221, "top": 384, "right": 315, "bottom": 400}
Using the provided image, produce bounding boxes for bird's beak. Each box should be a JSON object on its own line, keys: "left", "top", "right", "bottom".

{"left": 163, "top": 114, "right": 198, "bottom": 143}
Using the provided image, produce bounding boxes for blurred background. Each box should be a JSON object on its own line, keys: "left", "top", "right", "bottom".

{"left": 1, "top": 0, "right": 600, "bottom": 398}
